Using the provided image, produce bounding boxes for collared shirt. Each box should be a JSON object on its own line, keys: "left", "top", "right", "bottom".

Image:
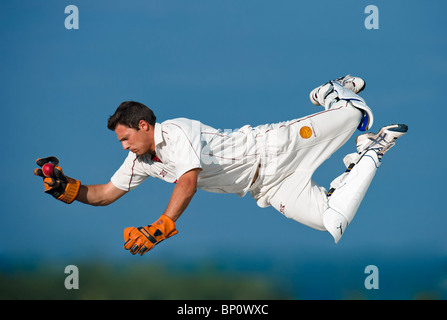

{"left": 110, "top": 118, "right": 262, "bottom": 197}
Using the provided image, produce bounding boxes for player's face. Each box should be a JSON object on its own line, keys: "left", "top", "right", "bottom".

{"left": 115, "top": 123, "right": 153, "bottom": 156}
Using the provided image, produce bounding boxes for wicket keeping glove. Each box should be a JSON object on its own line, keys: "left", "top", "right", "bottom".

{"left": 34, "top": 156, "right": 81, "bottom": 204}
{"left": 124, "top": 215, "right": 178, "bottom": 256}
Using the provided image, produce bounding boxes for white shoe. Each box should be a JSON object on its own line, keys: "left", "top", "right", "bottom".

{"left": 310, "top": 75, "right": 366, "bottom": 106}
{"left": 333, "top": 75, "right": 366, "bottom": 95}
{"left": 356, "top": 124, "right": 408, "bottom": 159}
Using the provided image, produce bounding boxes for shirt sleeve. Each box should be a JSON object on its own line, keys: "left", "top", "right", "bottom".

{"left": 110, "top": 152, "right": 149, "bottom": 191}
{"left": 164, "top": 119, "right": 203, "bottom": 179}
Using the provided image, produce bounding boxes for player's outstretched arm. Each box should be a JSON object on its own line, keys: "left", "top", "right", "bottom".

{"left": 76, "top": 181, "right": 127, "bottom": 206}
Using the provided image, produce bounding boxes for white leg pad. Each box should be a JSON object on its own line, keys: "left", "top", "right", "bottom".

{"left": 323, "top": 150, "right": 380, "bottom": 243}
{"left": 323, "top": 208, "right": 348, "bottom": 244}
{"left": 343, "top": 152, "right": 361, "bottom": 168}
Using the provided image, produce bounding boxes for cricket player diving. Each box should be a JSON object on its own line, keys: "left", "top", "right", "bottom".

{"left": 34, "top": 75, "right": 408, "bottom": 256}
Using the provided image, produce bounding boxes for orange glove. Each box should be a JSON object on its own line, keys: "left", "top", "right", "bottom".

{"left": 124, "top": 215, "right": 178, "bottom": 256}
{"left": 34, "top": 156, "right": 81, "bottom": 204}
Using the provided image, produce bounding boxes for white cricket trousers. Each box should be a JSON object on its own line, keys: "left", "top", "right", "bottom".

{"left": 251, "top": 103, "right": 363, "bottom": 231}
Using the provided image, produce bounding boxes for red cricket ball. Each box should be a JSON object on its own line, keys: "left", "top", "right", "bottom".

{"left": 42, "top": 163, "right": 55, "bottom": 178}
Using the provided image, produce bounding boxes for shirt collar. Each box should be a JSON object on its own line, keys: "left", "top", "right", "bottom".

{"left": 154, "top": 122, "right": 163, "bottom": 146}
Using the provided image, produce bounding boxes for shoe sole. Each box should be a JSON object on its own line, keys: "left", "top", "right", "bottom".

{"left": 381, "top": 123, "right": 408, "bottom": 136}
{"left": 310, "top": 88, "right": 319, "bottom": 105}
{"left": 355, "top": 78, "right": 366, "bottom": 94}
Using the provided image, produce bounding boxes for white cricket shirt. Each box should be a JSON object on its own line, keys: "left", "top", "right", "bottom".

{"left": 110, "top": 118, "right": 262, "bottom": 197}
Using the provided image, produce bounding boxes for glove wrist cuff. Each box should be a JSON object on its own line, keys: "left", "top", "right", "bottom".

{"left": 157, "top": 214, "right": 177, "bottom": 238}
{"left": 57, "top": 176, "right": 81, "bottom": 204}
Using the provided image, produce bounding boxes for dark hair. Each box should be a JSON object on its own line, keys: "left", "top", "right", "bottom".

{"left": 107, "top": 101, "right": 156, "bottom": 131}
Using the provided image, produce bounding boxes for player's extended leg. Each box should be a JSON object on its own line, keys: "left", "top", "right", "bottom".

{"left": 265, "top": 80, "right": 367, "bottom": 230}
{"left": 323, "top": 123, "right": 408, "bottom": 243}
{"left": 266, "top": 76, "right": 407, "bottom": 243}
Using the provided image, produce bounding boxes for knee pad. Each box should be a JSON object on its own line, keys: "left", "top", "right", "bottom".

{"left": 332, "top": 82, "right": 374, "bottom": 131}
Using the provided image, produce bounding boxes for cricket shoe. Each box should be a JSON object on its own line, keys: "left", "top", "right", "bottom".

{"left": 310, "top": 75, "right": 366, "bottom": 106}
{"left": 355, "top": 123, "right": 408, "bottom": 160}
{"left": 333, "top": 75, "right": 366, "bottom": 95}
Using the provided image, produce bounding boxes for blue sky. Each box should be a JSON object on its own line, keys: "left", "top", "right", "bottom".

{"left": 1, "top": 0, "right": 447, "bottom": 298}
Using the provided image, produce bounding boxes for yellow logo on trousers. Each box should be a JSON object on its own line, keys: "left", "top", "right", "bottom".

{"left": 300, "top": 126, "right": 313, "bottom": 139}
